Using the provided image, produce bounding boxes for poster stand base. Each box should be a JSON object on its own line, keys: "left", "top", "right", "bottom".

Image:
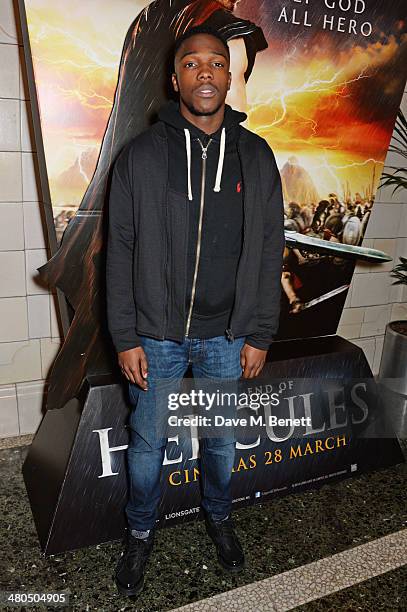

{"left": 22, "top": 335, "right": 405, "bottom": 554}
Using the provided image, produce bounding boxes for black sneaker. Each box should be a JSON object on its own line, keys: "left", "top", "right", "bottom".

{"left": 205, "top": 515, "right": 245, "bottom": 572}
{"left": 115, "top": 530, "right": 155, "bottom": 597}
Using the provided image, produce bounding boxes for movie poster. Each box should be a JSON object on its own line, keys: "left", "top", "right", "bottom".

{"left": 21, "top": 0, "right": 407, "bottom": 417}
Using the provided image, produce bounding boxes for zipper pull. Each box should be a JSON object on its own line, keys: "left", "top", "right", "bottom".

{"left": 197, "top": 137, "right": 212, "bottom": 160}
{"left": 225, "top": 328, "right": 234, "bottom": 342}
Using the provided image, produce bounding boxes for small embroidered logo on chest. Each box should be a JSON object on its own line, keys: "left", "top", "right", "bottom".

{"left": 236, "top": 181, "right": 241, "bottom": 193}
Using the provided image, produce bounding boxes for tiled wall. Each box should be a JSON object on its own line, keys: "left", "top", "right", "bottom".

{"left": 0, "top": 1, "right": 62, "bottom": 438}
{"left": 1, "top": 0, "right": 407, "bottom": 439}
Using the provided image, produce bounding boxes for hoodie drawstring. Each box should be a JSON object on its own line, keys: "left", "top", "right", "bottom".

{"left": 184, "top": 128, "right": 193, "bottom": 201}
{"left": 183, "top": 126, "right": 226, "bottom": 201}
{"left": 214, "top": 127, "right": 226, "bottom": 193}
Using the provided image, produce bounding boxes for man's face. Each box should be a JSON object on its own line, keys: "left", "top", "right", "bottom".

{"left": 172, "top": 33, "right": 231, "bottom": 117}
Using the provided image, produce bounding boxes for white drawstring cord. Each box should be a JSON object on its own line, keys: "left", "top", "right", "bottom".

{"left": 213, "top": 127, "right": 225, "bottom": 193}
{"left": 184, "top": 128, "right": 193, "bottom": 201}
{"left": 185, "top": 125, "right": 226, "bottom": 199}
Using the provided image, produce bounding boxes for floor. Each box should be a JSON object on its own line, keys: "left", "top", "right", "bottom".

{"left": 0, "top": 439, "right": 406, "bottom": 612}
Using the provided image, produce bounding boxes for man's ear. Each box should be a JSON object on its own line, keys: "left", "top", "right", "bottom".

{"left": 171, "top": 72, "right": 179, "bottom": 93}
{"left": 227, "top": 70, "right": 232, "bottom": 91}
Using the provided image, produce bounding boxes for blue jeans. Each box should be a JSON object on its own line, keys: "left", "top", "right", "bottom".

{"left": 126, "top": 334, "right": 245, "bottom": 531}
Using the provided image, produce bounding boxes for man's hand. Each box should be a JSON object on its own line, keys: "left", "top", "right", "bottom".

{"left": 240, "top": 344, "right": 268, "bottom": 379}
{"left": 118, "top": 347, "right": 149, "bottom": 390}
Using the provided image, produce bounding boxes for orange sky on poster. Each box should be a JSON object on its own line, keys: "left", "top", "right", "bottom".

{"left": 246, "top": 32, "right": 405, "bottom": 200}
{"left": 25, "top": 0, "right": 405, "bottom": 212}
{"left": 25, "top": 0, "right": 145, "bottom": 212}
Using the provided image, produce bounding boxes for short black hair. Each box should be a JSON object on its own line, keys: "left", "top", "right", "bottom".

{"left": 173, "top": 25, "right": 230, "bottom": 67}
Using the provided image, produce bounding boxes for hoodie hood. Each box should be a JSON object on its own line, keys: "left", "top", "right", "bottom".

{"left": 158, "top": 99, "right": 247, "bottom": 200}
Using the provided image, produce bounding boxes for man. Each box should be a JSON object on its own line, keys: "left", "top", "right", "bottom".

{"left": 38, "top": 0, "right": 266, "bottom": 414}
{"left": 106, "top": 25, "right": 284, "bottom": 598}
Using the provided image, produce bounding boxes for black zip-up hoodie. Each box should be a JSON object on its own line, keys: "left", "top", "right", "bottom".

{"left": 158, "top": 100, "right": 246, "bottom": 338}
{"left": 106, "top": 103, "right": 285, "bottom": 354}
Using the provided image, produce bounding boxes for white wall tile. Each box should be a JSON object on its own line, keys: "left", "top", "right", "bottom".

{"left": 0, "top": 43, "right": 19, "bottom": 98}
{"left": 361, "top": 304, "right": 392, "bottom": 337}
{"left": 0, "top": 1, "right": 19, "bottom": 44}
{"left": 375, "top": 183, "right": 407, "bottom": 205}
{"left": 389, "top": 282, "right": 404, "bottom": 304}
{"left": 395, "top": 237, "right": 407, "bottom": 260}
{"left": 0, "top": 151, "right": 22, "bottom": 201}
{"left": 16, "top": 380, "right": 46, "bottom": 435}
{"left": 0, "top": 251, "right": 25, "bottom": 297}
{"left": 350, "top": 273, "right": 393, "bottom": 307}
{"left": 352, "top": 337, "right": 376, "bottom": 372}
{"left": 40, "top": 337, "right": 61, "bottom": 379}
{"left": 0, "top": 203, "right": 24, "bottom": 250}
{"left": 364, "top": 203, "right": 402, "bottom": 239}
{"left": 354, "top": 260, "right": 371, "bottom": 274}
{"left": 0, "top": 98, "right": 20, "bottom": 151}
{"left": 383, "top": 148, "right": 406, "bottom": 170}
{"left": 398, "top": 207, "right": 407, "bottom": 239}
{"left": 337, "top": 323, "right": 361, "bottom": 340}
{"left": 389, "top": 238, "right": 407, "bottom": 302}
{"left": 371, "top": 239, "right": 397, "bottom": 273}
{"left": 338, "top": 307, "right": 365, "bottom": 326}
{"left": 20, "top": 100, "right": 34, "bottom": 152}
{"left": 0, "top": 339, "right": 42, "bottom": 385}
{"left": 390, "top": 302, "right": 407, "bottom": 321}
{"left": 23, "top": 201, "right": 46, "bottom": 249}
{"left": 0, "top": 297, "right": 28, "bottom": 342}
{"left": 28, "top": 294, "right": 50, "bottom": 338}
{"left": 394, "top": 238, "right": 407, "bottom": 264}
{"left": 373, "top": 335, "right": 385, "bottom": 376}
{"left": 0, "top": 383, "right": 19, "bottom": 438}
{"left": 344, "top": 281, "right": 353, "bottom": 308}
{"left": 22, "top": 152, "right": 40, "bottom": 201}
{"left": 25, "top": 249, "right": 49, "bottom": 295}
{"left": 337, "top": 307, "right": 364, "bottom": 338}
